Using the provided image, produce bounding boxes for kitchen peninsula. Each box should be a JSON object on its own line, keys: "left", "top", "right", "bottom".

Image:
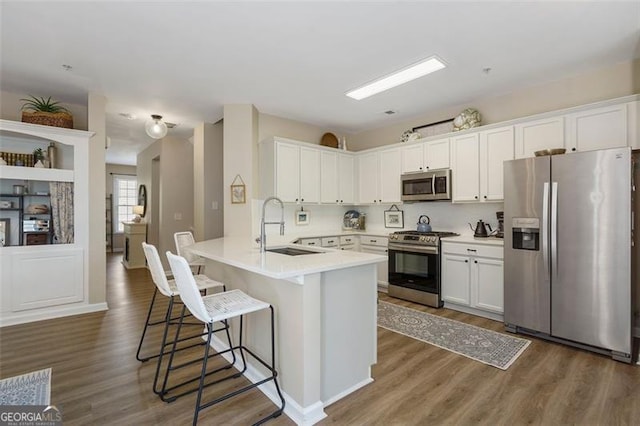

{"left": 187, "top": 236, "right": 386, "bottom": 425}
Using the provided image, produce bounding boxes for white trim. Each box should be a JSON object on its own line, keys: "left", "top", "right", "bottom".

{"left": 322, "top": 376, "right": 373, "bottom": 407}
{"left": 209, "top": 334, "right": 327, "bottom": 426}
{"left": 443, "top": 301, "right": 504, "bottom": 322}
{"left": 0, "top": 302, "right": 108, "bottom": 327}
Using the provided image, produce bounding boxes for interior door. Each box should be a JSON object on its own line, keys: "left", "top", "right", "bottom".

{"left": 550, "top": 147, "right": 632, "bottom": 354}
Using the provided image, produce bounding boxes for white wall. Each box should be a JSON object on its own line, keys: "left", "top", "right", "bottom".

{"left": 349, "top": 59, "right": 640, "bottom": 151}
{"left": 193, "top": 122, "right": 224, "bottom": 241}
{"left": 0, "top": 90, "right": 88, "bottom": 131}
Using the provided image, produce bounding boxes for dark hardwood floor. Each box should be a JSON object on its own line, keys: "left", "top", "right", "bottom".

{"left": 1, "top": 253, "right": 639, "bottom": 425}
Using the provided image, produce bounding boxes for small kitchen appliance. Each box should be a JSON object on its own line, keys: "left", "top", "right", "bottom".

{"left": 387, "top": 230, "right": 459, "bottom": 308}
{"left": 496, "top": 211, "right": 504, "bottom": 238}
{"left": 469, "top": 220, "right": 491, "bottom": 238}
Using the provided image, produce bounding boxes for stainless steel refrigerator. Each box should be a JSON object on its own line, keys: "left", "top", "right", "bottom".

{"left": 503, "top": 147, "right": 636, "bottom": 363}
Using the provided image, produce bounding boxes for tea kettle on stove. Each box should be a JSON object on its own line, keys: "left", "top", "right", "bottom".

{"left": 417, "top": 215, "right": 432, "bottom": 233}
{"left": 469, "top": 220, "right": 491, "bottom": 238}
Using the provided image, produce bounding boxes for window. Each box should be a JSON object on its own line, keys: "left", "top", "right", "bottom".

{"left": 112, "top": 175, "right": 138, "bottom": 233}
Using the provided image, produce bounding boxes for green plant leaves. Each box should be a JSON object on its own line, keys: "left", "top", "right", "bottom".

{"left": 20, "top": 95, "right": 70, "bottom": 113}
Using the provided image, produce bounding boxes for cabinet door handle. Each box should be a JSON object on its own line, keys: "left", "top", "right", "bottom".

{"left": 483, "top": 195, "right": 487, "bottom": 199}
{"left": 336, "top": 200, "right": 339, "bottom": 203}
{"left": 340, "top": 200, "right": 343, "bottom": 203}
{"left": 301, "top": 198, "right": 304, "bottom": 202}
{"left": 572, "top": 147, "right": 576, "bottom": 152}
{"left": 309, "top": 242, "right": 316, "bottom": 245}
{"left": 465, "top": 259, "right": 469, "bottom": 263}
{"left": 467, "top": 248, "right": 477, "bottom": 252}
{"left": 474, "top": 260, "right": 478, "bottom": 263}
{"left": 474, "top": 195, "right": 478, "bottom": 199}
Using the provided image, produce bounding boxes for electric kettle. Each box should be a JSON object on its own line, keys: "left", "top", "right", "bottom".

{"left": 469, "top": 220, "right": 491, "bottom": 238}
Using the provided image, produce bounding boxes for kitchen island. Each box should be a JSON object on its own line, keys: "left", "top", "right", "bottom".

{"left": 187, "top": 237, "right": 386, "bottom": 426}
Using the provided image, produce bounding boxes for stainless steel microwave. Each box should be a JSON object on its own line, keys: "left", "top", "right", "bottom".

{"left": 401, "top": 169, "right": 451, "bottom": 202}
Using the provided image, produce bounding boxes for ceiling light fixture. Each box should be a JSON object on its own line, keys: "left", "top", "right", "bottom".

{"left": 145, "top": 114, "right": 168, "bottom": 139}
{"left": 346, "top": 56, "right": 446, "bottom": 100}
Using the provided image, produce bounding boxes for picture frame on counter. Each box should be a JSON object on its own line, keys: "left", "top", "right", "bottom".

{"left": 295, "top": 209, "right": 310, "bottom": 225}
{"left": 412, "top": 118, "right": 454, "bottom": 139}
{"left": 384, "top": 204, "right": 404, "bottom": 228}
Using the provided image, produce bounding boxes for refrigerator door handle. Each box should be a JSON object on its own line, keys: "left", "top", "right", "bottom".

{"left": 551, "top": 181, "right": 558, "bottom": 280}
{"left": 542, "top": 182, "right": 550, "bottom": 280}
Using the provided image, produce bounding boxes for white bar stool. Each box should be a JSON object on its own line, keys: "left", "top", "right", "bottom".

{"left": 135, "top": 243, "right": 232, "bottom": 400}
{"left": 166, "top": 251, "right": 285, "bottom": 425}
{"left": 174, "top": 231, "right": 206, "bottom": 274}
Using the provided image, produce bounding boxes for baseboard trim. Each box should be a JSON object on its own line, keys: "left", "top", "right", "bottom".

{"left": 0, "top": 302, "right": 109, "bottom": 327}
{"left": 210, "top": 334, "right": 327, "bottom": 426}
{"left": 323, "top": 376, "right": 373, "bottom": 407}
{"left": 443, "top": 302, "right": 504, "bottom": 322}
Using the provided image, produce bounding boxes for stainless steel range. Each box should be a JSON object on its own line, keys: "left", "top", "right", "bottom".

{"left": 387, "top": 230, "right": 459, "bottom": 308}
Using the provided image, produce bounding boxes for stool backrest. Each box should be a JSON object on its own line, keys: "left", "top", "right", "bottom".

{"left": 174, "top": 231, "right": 199, "bottom": 264}
{"left": 142, "top": 242, "right": 174, "bottom": 297}
{"left": 166, "top": 251, "right": 211, "bottom": 324}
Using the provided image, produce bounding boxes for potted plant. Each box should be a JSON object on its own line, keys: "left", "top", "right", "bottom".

{"left": 32, "top": 148, "right": 45, "bottom": 167}
{"left": 20, "top": 95, "right": 73, "bottom": 129}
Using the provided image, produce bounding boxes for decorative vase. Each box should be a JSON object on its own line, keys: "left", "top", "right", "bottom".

{"left": 21, "top": 111, "right": 73, "bottom": 129}
{"left": 47, "top": 142, "right": 57, "bottom": 169}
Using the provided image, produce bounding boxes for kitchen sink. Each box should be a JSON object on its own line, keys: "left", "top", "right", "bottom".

{"left": 266, "top": 247, "right": 322, "bottom": 256}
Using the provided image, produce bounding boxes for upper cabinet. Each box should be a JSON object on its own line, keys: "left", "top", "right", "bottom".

{"left": 358, "top": 148, "right": 401, "bottom": 204}
{"left": 320, "top": 150, "right": 355, "bottom": 204}
{"left": 401, "top": 137, "right": 449, "bottom": 173}
{"left": 451, "top": 133, "right": 480, "bottom": 202}
{"left": 479, "top": 126, "right": 514, "bottom": 201}
{"left": 565, "top": 103, "right": 631, "bottom": 152}
{"left": 261, "top": 139, "right": 320, "bottom": 203}
{"left": 514, "top": 116, "right": 564, "bottom": 159}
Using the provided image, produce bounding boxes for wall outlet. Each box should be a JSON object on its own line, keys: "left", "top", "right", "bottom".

{"left": 174, "top": 213, "right": 182, "bottom": 220}
{"left": 212, "top": 201, "right": 219, "bottom": 210}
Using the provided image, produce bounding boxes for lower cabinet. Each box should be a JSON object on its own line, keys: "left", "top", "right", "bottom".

{"left": 359, "top": 236, "right": 388, "bottom": 289}
{"left": 441, "top": 241, "right": 504, "bottom": 320}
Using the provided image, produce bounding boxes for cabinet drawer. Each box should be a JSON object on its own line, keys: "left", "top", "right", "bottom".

{"left": 339, "top": 235, "right": 355, "bottom": 246}
{"left": 321, "top": 236, "right": 339, "bottom": 247}
{"left": 25, "top": 233, "right": 48, "bottom": 245}
{"left": 299, "top": 238, "right": 321, "bottom": 247}
{"left": 360, "top": 236, "right": 388, "bottom": 247}
{"left": 442, "top": 242, "right": 503, "bottom": 259}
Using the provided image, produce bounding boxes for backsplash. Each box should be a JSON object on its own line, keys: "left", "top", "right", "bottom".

{"left": 252, "top": 199, "right": 503, "bottom": 238}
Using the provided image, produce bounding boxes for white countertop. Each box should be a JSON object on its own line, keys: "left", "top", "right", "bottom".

{"left": 187, "top": 236, "right": 386, "bottom": 281}
{"left": 441, "top": 234, "right": 504, "bottom": 246}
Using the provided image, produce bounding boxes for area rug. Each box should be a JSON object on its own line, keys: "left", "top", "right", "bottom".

{"left": 0, "top": 368, "right": 51, "bottom": 405}
{"left": 378, "top": 301, "right": 530, "bottom": 370}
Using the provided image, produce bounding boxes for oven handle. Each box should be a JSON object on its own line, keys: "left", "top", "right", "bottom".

{"left": 388, "top": 243, "right": 438, "bottom": 254}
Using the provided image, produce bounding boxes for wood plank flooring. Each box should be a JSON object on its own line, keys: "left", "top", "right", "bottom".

{"left": 0, "top": 253, "right": 638, "bottom": 425}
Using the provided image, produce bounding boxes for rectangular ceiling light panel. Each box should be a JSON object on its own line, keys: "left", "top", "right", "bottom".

{"left": 346, "top": 56, "right": 446, "bottom": 100}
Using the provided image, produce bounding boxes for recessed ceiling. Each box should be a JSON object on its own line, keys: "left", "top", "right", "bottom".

{"left": 1, "top": 2, "right": 639, "bottom": 165}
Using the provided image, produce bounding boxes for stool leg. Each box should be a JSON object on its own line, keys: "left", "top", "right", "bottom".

{"left": 193, "top": 323, "right": 214, "bottom": 426}
{"left": 266, "top": 305, "right": 285, "bottom": 422}
{"left": 136, "top": 287, "right": 158, "bottom": 362}
{"left": 159, "top": 303, "right": 188, "bottom": 402}
{"left": 153, "top": 296, "right": 175, "bottom": 395}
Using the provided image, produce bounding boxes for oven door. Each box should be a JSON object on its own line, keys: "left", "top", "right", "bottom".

{"left": 388, "top": 244, "right": 439, "bottom": 294}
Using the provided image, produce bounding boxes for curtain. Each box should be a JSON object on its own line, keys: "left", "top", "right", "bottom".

{"left": 49, "top": 182, "right": 74, "bottom": 244}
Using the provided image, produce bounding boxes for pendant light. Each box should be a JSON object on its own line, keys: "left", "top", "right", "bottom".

{"left": 145, "top": 114, "right": 168, "bottom": 139}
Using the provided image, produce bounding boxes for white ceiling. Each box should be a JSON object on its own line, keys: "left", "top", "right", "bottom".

{"left": 1, "top": 2, "right": 639, "bottom": 165}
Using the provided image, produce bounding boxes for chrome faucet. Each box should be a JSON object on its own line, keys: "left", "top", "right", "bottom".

{"left": 258, "top": 196, "right": 285, "bottom": 252}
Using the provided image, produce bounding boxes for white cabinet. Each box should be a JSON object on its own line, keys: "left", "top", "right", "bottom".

{"left": 298, "top": 237, "right": 321, "bottom": 247}
{"left": 565, "top": 103, "right": 629, "bottom": 153}
{"left": 357, "top": 148, "right": 401, "bottom": 204}
{"left": 441, "top": 241, "right": 504, "bottom": 320}
{"left": 320, "top": 151, "right": 355, "bottom": 204}
{"left": 515, "top": 116, "right": 564, "bottom": 159}
{"left": 122, "top": 222, "right": 147, "bottom": 269}
{"left": 452, "top": 128, "right": 514, "bottom": 203}
{"left": 321, "top": 236, "right": 338, "bottom": 248}
{"left": 339, "top": 235, "right": 356, "bottom": 250}
{"left": 261, "top": 138, "right": 320, "bottom": 203}
{"left": 451, "top": 133, "right": 480, "bottom": 202}
{"left": 338, "top": 154, "right": 355, "bottom": 204}
{"left": 359, "top": 235, "right": 388, "bottom": 288}
{"left": 378, "top": 148, "right": 401, "bottom": 203}
{"left": 479, "top": 126, "right": 514, "bottom": 201}
{"left": 401, "top": 138, "right": 449, "bottom": 173}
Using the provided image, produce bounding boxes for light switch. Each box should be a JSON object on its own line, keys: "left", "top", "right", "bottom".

{"left": 174, "top": 213, "right": 182, "bottom": 220}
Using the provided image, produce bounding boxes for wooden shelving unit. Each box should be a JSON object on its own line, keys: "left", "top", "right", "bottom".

{"left": 106, "top": 194, "right": 113, "bottom": 252}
